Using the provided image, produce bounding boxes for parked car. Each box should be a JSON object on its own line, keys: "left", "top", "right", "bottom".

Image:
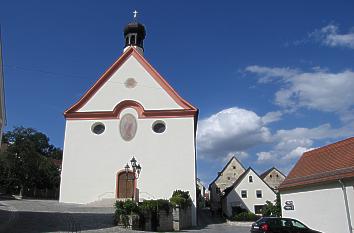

{"left": 250, "top": 217, "right": 322, "bottom": 233}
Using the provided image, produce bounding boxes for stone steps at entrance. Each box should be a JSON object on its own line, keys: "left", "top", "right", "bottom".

{"left": 85, "top": 198, "right": 116, "bottom": 207}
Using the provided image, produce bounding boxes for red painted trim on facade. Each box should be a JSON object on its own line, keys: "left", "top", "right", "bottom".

{"left": 116, "top": 169, "right": 137, "bottom": 199}
{"left": 65, "top": 100, "right": 197, "bottom": 120}
{"left": 64, "top": 47, "right": 197, "bottom": 118}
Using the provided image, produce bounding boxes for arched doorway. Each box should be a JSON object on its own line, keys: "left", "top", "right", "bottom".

{"left": 116, "top": 171, "right": 136, "bottom": 199}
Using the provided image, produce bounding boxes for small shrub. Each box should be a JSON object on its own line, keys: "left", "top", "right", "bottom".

{"left": 233, "top": 212, "right": 260, "bottom": 222}
{"left": 139, "top": 199, "right": 171, "bottom": 214}
{"left": 170, "top": 190, "right": 192, "bottom": 209}
{"left": 114, "top": 200, "right": 139, "bottom": 227}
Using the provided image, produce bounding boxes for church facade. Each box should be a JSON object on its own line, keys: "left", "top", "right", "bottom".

{"left": 59, "top": 20, "right": 198, "bottom": 225}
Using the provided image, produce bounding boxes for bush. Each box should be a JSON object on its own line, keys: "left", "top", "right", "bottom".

{"left": 169, "top": 190, "right": 192, "bottom": 209}
{"left": 114, "top": 200, "right": 139, "bottom": 227}
{"left": 140, "top": 199, "right": 171, "bottom": 214}
{"left": 262, "top": 194, "right": 281, "bottom": 217}
{"left": 233, "top": 212, "right": 260, "bottom": 222}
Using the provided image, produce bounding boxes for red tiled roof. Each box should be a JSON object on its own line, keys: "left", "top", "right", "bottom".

{"left": 279, "top": 137, "right": 354, "bottom": 191}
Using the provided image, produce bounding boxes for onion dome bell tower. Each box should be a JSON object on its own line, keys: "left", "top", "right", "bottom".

{"left": 123, "top": 10, "right": 146, "bottom": 55}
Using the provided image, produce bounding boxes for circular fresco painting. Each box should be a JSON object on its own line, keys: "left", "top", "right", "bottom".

{"left": 119, "top": 113, "right": 137, "bottom": 141}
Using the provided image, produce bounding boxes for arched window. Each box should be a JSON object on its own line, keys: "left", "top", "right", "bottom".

{"left": 130, "top": 35, "right": 136, "bottom": 44}
{"left": 116, "top": 171, "right": 135, "bottom": 199}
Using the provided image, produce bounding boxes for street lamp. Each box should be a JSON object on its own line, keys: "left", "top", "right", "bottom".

{"left": 125, "top": 156, "right": 142, "bottom": 200}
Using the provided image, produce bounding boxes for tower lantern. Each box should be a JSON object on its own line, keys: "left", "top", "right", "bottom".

{"left": 123, "top": 10, "right": 146, "bottom": 55}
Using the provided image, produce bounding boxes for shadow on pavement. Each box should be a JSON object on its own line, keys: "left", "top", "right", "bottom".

{"left": 0, "top": 208, "right": 116, "bottom": 233}
{"left": 181, "top": 207, "right": 226, "bottom": 231}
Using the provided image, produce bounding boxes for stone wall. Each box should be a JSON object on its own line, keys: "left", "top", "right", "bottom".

{"left": 142, "top": 206, "right": 192, "bottom": 231}
{"left": 262, "top": 169, "right": 285, "bottom": 191}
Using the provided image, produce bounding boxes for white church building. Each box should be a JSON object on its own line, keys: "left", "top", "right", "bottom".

{"left": 59, "top": 19, "right": 198, "bottom": 225}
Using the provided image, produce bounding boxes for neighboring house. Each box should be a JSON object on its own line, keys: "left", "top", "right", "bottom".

{"left": 196, "top": 178, "right": 206, "bottom": 198}
{"left": 279, "top": 137, "right": 354, "bottom": 233}
{"left": 221, "top": 167, "right": 276, "bottom": 217}
{"left": 60, "top": 20, "right": 198, "bottom": 225}
{"left": 0, "top": 30, "right": 6, "bottom": 144}
{"left": 209, "top": 157, "right": 246, "bottom": 213}
{"left": 260, "top": 167, "right": 286, "bottom": 192}
{"left": 196, "top": 178, "right": 206, "bottom": 207}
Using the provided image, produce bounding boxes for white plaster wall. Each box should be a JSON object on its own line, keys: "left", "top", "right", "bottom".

{"left": 346, "top": 180, "right": 354, "bottom": 232}
{"left": 281, "top": 181, "right": 353, "bottom": 233}
{"left": 60, "top": 108, "right": 197, "bottom": 225}
{"left": 224, "top": 169, "right": 276, "bottom": 217}
{"left": 78, "top": 55, "right": 183, "bottom": 112}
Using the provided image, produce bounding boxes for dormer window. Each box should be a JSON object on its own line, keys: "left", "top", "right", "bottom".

{"left": 249, "top": 176, "right": 253, "bottom": 183}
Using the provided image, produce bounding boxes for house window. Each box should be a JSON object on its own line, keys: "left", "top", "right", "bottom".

{"left": 249, "top": 176, "right": 253, "bottom": 183}
{"left": 227, "top": 177, "right": 231, "bottom": 180}
{"left": 232, "top": 166, "right": 236, "bottom": 169}
{"left": 270, "top": 174, "right": 273, "bottom": 178}
{"left": 216, "top": 188, "right": 221, "bottom": 194}
{"left": 256, "top": 190, "right": 262, "bottom": 198}
{"left": 241, "top": 190, "right": 247, "bottom": 198}
{"left": 276, "top": 174, "right": 279, "bottom": 178}
{"left": 254, "top": 205, "right": 264, "bottom": 214}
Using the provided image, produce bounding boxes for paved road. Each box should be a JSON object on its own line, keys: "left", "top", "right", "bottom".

{"left": 0, "top": 198, "right": 250, "bottom": 233}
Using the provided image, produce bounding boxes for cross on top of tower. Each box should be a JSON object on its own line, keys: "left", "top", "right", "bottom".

{"left": 133, "top": 10, "right": 139, "bottom": 19}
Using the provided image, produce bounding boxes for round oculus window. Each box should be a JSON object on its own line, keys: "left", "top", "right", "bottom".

{"left": 152, "top": 121, "right": 166, "bottom": 133}
{"left": 92, "top": 123, "right": 105, "bottom": 135}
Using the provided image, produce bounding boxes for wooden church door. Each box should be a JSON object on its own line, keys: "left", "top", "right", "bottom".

{"left": 116, "top": 171, "right": 135, "bottom": 199}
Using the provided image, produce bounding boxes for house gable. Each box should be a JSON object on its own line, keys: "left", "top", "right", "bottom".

{"left": 209, "top": 156, "right": 246, "bottom": 191}
{"left": 64, "top": 47, "right": 197, "bottom": 119}
{"left": 222, "top": 168, "right": 276, "bottom": 216}
{"left": 261, "top": 167, "right": 286, "bottom": 191}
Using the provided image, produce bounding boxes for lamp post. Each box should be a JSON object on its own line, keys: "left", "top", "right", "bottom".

{"left": 125, "top": 156, "right": 142, "bottom": 200}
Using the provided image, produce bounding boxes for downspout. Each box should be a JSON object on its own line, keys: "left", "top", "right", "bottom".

{"left": 339, "top": 179, "right": 353, "bottom": 233}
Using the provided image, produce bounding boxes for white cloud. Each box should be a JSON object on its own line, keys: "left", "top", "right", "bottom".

{"left": 262, "top": 111, "right": 283, "bottom": 124}
{"left": 246, "top": 65, "right": 354, "bottom": 122}
{"left": 245, "top": 66, "right": 297, "bottom": 83}
{"left": 311, "top": 23, "right": 354, "bottom": 49}
{"left": 224, "top": 151, "right": 249, "bottom": 162}
{"left": 256, "top": 123, "right": 352, "bottom": 165}
{"left": 197, "top": 107, "right": 272, "bottom": 160}
{"left": 256, "top": 151, "right": 275, "bottom": 162}
{"left": 282, "top": 146, "right": 310, "bottom": 161}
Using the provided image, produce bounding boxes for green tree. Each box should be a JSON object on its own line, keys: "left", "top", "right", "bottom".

{"left": 0, "top": 126, "right": 62, "bottom": 196}
{"left": 262, "top": 193, "right": 282, "bottom": 217}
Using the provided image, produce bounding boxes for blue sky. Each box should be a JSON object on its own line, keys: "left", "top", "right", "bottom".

{"left": 1, "top": 0, "right": 354, "bottom": 185}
